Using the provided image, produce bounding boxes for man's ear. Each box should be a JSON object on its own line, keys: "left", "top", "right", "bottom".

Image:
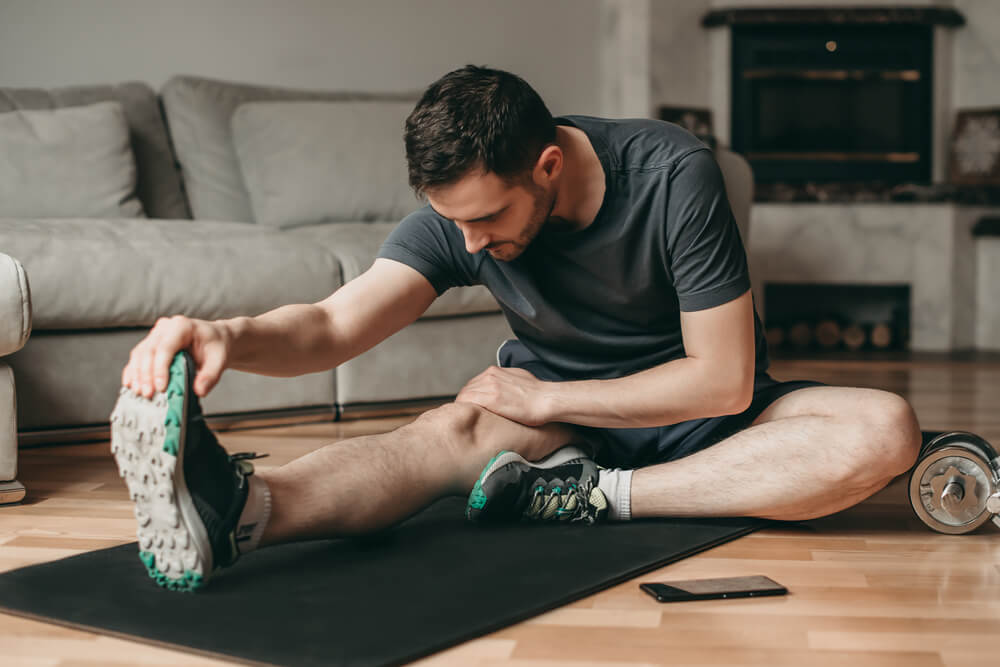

{"left": 533, "top": 144, "right": 563, "bottom": 186}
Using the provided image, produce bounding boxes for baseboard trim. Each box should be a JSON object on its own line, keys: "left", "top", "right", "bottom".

{"left": 337, "top": 396, "right": 453, "bottom": 420}
{"left": 18, "top": 405, "right": 337, "bottom": 447}
{"left": 17, "top": 397, "right": 459, "bottom": 447}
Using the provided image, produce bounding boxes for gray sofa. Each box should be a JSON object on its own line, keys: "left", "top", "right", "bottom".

{"left": 0, "top": 75, "right": 510, "bottom": 437}
{"left": 0, "top": 75, "right": 753, "bottom": 503}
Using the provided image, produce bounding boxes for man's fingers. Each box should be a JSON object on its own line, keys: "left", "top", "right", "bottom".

{"left": 151, "top": 345, "right": 176, "bottom": 393}
{"left": 193, "top": 349, "right": 225, "bottom": 397}
{"left": 152, "top": 321, "right": 192, "bottom": 392}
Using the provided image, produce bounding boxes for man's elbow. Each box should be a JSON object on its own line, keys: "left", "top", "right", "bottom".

{"left": 719, "top": 377, "right": 754, "bottom": 415}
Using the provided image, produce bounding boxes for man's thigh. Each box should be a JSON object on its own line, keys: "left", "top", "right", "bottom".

{"left": 750, "top": 385, "right": 902, "bottom": 426}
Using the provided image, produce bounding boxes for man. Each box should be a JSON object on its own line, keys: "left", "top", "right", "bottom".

{"left": 113, "top": 66, "right": 922, "bottom": 592}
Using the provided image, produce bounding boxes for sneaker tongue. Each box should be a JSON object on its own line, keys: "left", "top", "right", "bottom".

{"left": 550, "top": 464, "right": 584, "bottom": 483}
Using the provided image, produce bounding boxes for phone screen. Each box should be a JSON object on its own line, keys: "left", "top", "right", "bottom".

{"left": 640, "top": 575, "right": 786, "bottom": 602}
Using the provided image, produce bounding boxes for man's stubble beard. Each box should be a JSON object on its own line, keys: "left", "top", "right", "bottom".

{"left": 492, "top": 184, "right": 556, "bottom": 261}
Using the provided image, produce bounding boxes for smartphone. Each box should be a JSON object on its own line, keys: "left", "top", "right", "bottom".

{"left": 640, "top": 575, "right": 787, "bottom": 602}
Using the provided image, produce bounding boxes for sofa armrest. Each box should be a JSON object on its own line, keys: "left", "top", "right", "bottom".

{"left": 0, "top": 252, "right": 32, "bottom": 356}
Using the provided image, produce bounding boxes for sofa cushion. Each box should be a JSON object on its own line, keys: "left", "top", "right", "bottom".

{"left": 0, "top": 82, "right": 190, "bottom": 220}
{"left": 161, "top": 75, "right": 418, "bottom": 223}
{"left": 0, "top": 102, "right": 144, "bottom": 219}
{"left": 232, "top": 101, "right": 420, "bottom": 227}
{"left": 0, "top": 218, "right": 342, "bottom": 330}
{"left": 286, "top": 222, "right": 499, "bottom": 319}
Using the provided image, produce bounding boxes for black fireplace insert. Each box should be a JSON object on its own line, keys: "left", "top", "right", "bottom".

{"left": 731, "top": 23, "right": 933, "bottom": 184}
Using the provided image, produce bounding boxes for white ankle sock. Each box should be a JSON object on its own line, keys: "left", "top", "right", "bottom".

{"left": 597, "top": 468, "right": 633, "bottom": 521}
{"left": 235, "top": 475, "right": 272, "bottom": 554}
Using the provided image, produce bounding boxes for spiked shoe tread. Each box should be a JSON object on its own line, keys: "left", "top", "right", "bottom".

{"left": 110, "top": 353, "right": 211, "bottom": 592}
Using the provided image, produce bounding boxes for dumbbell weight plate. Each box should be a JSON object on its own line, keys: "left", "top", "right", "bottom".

{"left": 909, "top": 433, "right": 998, "bottom": 534}
{"left": 917, "top": 431, "right": 1000, "bottom": 466}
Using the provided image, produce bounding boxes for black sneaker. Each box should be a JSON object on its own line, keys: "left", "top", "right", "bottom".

{"left": 466, "top": 446, "right": 608, "bottom": 525}
{"left": 110, "top": 350, "right": 267, "bottom": 592}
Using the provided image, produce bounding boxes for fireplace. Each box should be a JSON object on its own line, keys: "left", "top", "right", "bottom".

{"left": 695, "top": 7, "right": 990, "bottom": 354}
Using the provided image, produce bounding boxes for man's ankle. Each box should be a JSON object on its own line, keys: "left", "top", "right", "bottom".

{"left": 597, "top": 468, "right": 633, "bottom": 521}
{"left": 235, "top": 474, "right": 272, "bottom": 553}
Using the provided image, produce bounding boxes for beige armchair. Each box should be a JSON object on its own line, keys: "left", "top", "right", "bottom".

{"left": 715, "top": 147, "right": 760, "bottom": 307}
{"left": 0, "top": 252, "right": 30, "bottom": 504}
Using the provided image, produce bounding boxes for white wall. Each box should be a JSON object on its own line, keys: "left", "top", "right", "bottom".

{"left": 651, "top": 0, "right": 712, "bottom": 110}
{"left": 954, "top": 0, "right": 1000, "bottom": 108}
{"left": 0, "top": 0, "right": 602, "bottom": 116}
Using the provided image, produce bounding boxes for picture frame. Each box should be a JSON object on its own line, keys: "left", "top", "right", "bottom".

{"left": 948, "top": 107, "right": 1000, "bottom": 186}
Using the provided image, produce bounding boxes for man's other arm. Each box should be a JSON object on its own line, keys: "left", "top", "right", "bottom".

{"left": 527, "top": 289, "right": 756, "bottom": 428}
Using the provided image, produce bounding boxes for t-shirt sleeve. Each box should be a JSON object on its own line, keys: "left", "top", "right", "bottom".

{"left": 664, "top": 148, "right": 751, "bottom": 312}
{"left": 376, "top": 206, "right": 481, "bottom": 295}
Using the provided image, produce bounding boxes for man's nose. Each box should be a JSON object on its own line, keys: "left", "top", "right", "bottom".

{"left": 461, "top": 227, "right": 490, "bottom": 254}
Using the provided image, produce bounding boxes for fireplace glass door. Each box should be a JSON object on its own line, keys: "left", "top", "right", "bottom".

{"left": 732, "top": 24, "right": 933, "bottom": 183}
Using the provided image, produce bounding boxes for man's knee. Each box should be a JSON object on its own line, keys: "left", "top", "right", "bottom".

{"left": 411, "top": 402, "right": 488, "bottom": 451}
{"left": 409, "top": 401, "right": 576, "bottom": 461}
{"left": 855, "top": 390, "right": 922, "bottom": 481}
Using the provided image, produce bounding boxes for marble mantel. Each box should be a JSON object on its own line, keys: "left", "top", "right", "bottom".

{"left": 702, "top": 6, "right": 965, "bottom": 28}
{"left": 748, "top": 202, "right": 1000, "bottom": 351}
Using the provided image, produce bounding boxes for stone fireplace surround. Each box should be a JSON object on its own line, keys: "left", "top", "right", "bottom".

{"left": 749, "top": 202, "right": 988, "bottom": 351}
{"left": 701, "top": 5, "right": 1000, "bottom": 352}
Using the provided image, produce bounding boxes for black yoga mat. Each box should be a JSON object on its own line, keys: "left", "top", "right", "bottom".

{"left": 0, "top": 497, "right": 763, "bottom": 666}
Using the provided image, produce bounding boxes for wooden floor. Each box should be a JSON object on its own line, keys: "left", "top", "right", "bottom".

{"left": 2, "top": 356, "right": 999, "bottom": 666}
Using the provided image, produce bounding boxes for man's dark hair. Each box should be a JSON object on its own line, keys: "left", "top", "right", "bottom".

{"left": 405, "top": 65, "right": 556, "bottom": 197}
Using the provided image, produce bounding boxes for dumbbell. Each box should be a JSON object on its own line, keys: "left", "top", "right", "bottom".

{"left": 908, "top": 431, "right": 1000, "bottom": 534}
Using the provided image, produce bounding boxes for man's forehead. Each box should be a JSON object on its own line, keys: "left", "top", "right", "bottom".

{"left": 427, "top": 171, "right": 512, "bottom": 221}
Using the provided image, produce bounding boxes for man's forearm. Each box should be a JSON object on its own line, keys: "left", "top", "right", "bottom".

{"left": 542, "top": 357, "right": 752, "bottom": 429}
{"left": 219, "top": 304, "right": 341, "bottom": 377}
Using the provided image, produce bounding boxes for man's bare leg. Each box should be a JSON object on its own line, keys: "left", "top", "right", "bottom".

{"left": 256, "top": 403, "right": 581, "bottom": 546}
{"left": 629, "top": 387, "right": 922, "bottom": 521}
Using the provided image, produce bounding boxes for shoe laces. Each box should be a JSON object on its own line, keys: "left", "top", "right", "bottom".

{"left": 524, "top": 476, "right": 603, "bottom": 525}
{"left": 187, "top": 413, "right": 269, "bottom": 481}
{"left": 228, "top": 451, "right": 268, "bottom": 482}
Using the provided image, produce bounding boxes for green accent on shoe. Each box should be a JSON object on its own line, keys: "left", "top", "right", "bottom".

{"left": 138, "top": 549, "right": 204, "bottom": 593}
{"left": 163, "top": 423, "right": 180, "bottom": 456}
{"left": 465, "top": 450, "right": 509, "bottom": 518}
{"left": 167, "top": 352, "right": 187, "bottom": 393}
{"left": 165, "top": 395, "right": 184, "bottom": 425}
{"left": 468, "top": 486, "right": 487, "bottom": 511}
{"left": 161, "top": 352, "right": 187, "bottom": 456}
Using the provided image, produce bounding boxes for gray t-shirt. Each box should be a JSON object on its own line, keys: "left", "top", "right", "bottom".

{"left": 378, "top": 115, "right": 769, "bottom": 381}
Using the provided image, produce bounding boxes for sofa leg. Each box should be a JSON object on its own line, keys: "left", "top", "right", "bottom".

{"left": 0, "top": 362, "right": 25, "bottom": 505}
{"left": 0, "top": 479, "right": 25, "bottom": 505}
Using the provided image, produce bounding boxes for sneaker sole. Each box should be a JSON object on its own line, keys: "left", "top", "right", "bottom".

{"left": 466, "top": 445, "right": 591, "bottom": 520}
{"left": 110, "top": 352, "right": 212, "bottom": 592}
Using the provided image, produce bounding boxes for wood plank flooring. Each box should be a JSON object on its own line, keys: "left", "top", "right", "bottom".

{"left": 2, "top": 357, "right": 999, "bottom": 666}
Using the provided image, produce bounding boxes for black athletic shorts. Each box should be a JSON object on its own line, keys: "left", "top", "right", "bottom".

{"left": 497, "top": 339, "right": 825, "bottom": 469}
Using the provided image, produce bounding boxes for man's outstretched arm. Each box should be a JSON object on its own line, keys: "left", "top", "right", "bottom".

{"left": 122, "top": 258, "right": 437, "bottom": 398}
{"left": 457, "top": 289, "right": 756, "bottom": 428}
